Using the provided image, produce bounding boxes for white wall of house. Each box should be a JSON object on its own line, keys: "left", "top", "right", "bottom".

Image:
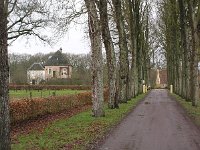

{"left": 27, "top": 70, "right": 45, "bottom": 84}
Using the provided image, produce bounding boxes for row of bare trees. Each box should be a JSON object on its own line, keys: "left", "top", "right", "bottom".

{"left": 0, "top": 0, "right": 153, "bottom": 149}
{"left": 84, "top": 0, "right": 153, "bottom": 116}
{"left": 158, "top": 0, "right": 200, "bottom": 106}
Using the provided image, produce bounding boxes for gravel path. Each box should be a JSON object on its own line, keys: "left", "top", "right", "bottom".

{"left": 99, "top": 89, "right": 200, "bottom": 150}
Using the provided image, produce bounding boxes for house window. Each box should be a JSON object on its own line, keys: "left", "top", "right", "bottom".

{"left": 48, "top": 68, "right": 52, "bottom": 74}
{"left": 53, "top": 71, "right": 56, "bottom": 78}
{"left": 62, "top": 68, "right": 68, "bottom": 75}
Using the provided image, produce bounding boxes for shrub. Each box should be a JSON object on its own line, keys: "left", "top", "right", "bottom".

{"left": 9, "top": 85, "right": 91, "bottom": 91}
{"left": 10, "top": 90, "right": 108, "bottom": 123}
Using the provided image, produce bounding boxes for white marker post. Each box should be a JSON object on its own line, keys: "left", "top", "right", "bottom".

{"left": 143, "top": 85, "right": 146, "bottom": 93}
{"left": 170, "top": 85, "right": 173, "bottom": 93}
{"left": 145, "top": 85, "right": 148, "bottom": 93}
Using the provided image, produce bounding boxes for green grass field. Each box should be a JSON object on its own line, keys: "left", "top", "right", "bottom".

{"left": 9, "top": 89, "right": 87, "bottom": 100}
{"left": 11, "top": 93, "right": 146, "bottom": 150}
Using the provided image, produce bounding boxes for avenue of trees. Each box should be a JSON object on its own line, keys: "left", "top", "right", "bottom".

{"left": 84, "top": 0, "right": 153, "bottom": 116}
{"left": 1, "top": 0, "right": 154, "bottom": 148}
{"left": 158, "top": 0, "right": 200, "bottom": 106}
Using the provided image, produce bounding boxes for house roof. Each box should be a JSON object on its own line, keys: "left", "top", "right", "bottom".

{"left": 28, "top": 63, "right": 44, "bottom": 71}
{"left": 45, "top": 49, "right": 69, "bottom": 66}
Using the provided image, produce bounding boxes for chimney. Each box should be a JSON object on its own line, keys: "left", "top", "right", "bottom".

{"left": 59, "top": 47, "right": 62, "bottom": 53}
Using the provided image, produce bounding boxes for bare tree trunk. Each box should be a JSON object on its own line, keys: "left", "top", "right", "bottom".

{"left": 99, "top": 0, "right": 118, "bottom": 109}
{"left": 178, "top": 0, "right": 189, "bottom": 99}
{"left": 193, "top": 3, "right": 200, "bottom": 106}
{"left": 134, "top": 0, "right": 141, "bottom": 95}
{"left": 115, "top": 62, "right": 120, "bottom": 107}
{"left": 187, "top": 0, "right": 199, "bottom": 106}
{"left": 125, "top": 0, "right": 136, "bottom": 98}
{"left": 112, "top": 0, "right": 129, "bottom": 103}
{"left": 84, "top": 0, "right": 105, "bottom": 116}
{"left": 0, "top": 0, "right": 11, "bottom": 149}
{"left": 144, "top": 4, "right": 150, "bottom": 89}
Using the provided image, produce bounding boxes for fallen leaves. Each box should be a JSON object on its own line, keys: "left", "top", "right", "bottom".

{"left": 11, "top": 105, "right": 91, "bottom": 143}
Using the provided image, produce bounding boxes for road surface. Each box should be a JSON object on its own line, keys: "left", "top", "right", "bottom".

{"left": 98, "top": 89, "right": 200, "bottom": 150}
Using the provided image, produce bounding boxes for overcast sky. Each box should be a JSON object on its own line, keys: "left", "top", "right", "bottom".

{"left": 8, "top": 24, "right": 90, "bottom": 55}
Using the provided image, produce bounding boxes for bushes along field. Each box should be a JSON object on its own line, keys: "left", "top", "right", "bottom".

{"left": 9, "top": 85, "right": 91, "bottom": 91}
{"left": 10, "top": 90, "right": 108, "bottom": 123}
{"left": 9, "top": 89, "right": 86, "bottom": 99}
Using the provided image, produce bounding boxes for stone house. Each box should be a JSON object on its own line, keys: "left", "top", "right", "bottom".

{"left": 159, "top": 69, "right": 167, "bottom": 88}
{"left": 27, "top": 63, "right": 45, "bottom": 84}
{"left": 27, "top": 49, "right": 72, "bottom": 84}
{"left": 45, "top": 49, "right": 72, "bottom": 80}
{"left": 155, "top": 69, "right": 167, "bottom": 88}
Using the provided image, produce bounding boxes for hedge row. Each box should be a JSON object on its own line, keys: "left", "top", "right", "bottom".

{"left": 9, "top": 85, "right": 91, "bottom": 91}
{"left": 10, "top": 90, "right": 108, "bottom": 124}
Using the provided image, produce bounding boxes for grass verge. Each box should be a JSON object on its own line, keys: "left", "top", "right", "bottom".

{"left": 171, "top": 94, "right": 200, "bottom": 127}
{"left": 11, "top": 93, "right": 146, "bottom": 150}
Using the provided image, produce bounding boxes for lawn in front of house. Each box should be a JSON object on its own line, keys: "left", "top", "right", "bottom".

{"left": 9, "top": 89, "right": 88, "bottom": 100}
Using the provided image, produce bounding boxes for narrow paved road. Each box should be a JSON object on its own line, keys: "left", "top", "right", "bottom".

{"left": 99, "top": 89, "right": 200, "bottom": 150}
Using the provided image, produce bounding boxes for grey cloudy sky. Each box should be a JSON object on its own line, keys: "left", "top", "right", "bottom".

{"left": 8, "top": 24, "right": 90, "bottom": 55}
